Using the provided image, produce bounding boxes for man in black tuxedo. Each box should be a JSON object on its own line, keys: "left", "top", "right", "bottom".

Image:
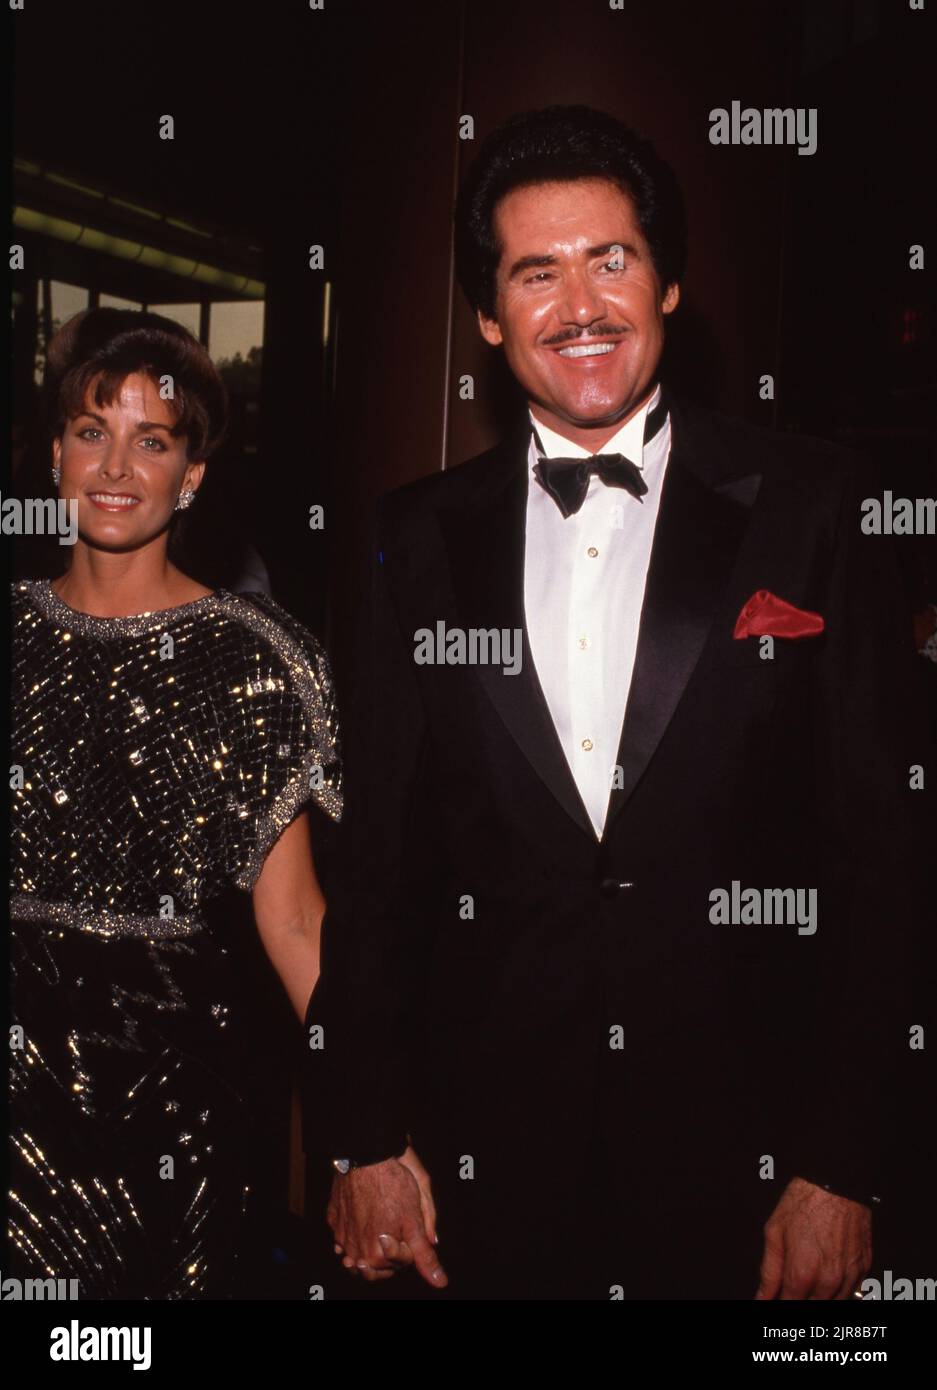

{"left": 306, "top": 107, "right": 932, "bottom": 1299}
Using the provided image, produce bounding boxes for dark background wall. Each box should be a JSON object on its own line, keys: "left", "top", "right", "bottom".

{"left": 448, "top": 0, "right": 793, "bottom": 464}
{"left": 8, "top": 0, "right": 936, "bottom": 1286}
{"left": 12, "top": 0, "right": 935, "bottom": 654}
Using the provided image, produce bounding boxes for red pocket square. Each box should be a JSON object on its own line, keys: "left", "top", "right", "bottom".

{"left": 733, "top": 590, "right": 825, "bottom": 640}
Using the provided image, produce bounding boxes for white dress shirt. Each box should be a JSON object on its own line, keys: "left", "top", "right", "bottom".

{"left": 523, "top": 384, "right": 672, "bottom": 839}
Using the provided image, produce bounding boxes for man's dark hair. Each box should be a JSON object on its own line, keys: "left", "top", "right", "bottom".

{"left": 44, "top": 307, "right": 228, "bottom": 461}
{"left": 455, "top": 105, "right": 687, "bottom": 321}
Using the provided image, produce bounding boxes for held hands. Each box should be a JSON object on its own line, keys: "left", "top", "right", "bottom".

{"left": 329, "top": 1163, "right": 871, "bottom": 1296}
{"left": 755, "top": 1177, "right": 873, "bottom": 1299}
{"left": 327, "top": 1145, "right": 448, "bottom": 1287}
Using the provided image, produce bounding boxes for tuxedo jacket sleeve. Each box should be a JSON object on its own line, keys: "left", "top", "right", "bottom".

{"left": 780, "top": 459, "right": 934, "bottom": 1205}
{"left": 302, "top": 498, "right": 444, "bottom": 1162}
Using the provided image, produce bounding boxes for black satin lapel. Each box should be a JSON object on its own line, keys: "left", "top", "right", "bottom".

{"left": 438, "top": 452, "right": 595, "bottom": 841}
{"left": 603, "top": 443, "right": 761, "bottom": 836}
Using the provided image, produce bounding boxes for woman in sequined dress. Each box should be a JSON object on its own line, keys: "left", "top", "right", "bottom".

{"left": 9, "top": 309, "right": 342, "bottom": 1298}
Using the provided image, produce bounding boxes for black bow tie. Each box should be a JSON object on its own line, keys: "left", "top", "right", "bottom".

{"left": 532, "top": 389, "right": 668, "bottom": 519}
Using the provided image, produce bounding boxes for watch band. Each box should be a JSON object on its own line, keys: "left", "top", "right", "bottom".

{"left": 331, "top": 1135, "right": 410, "bottom": 1174}
{"left": 798, "top": 1172, "right": 882, "bottom": 1210}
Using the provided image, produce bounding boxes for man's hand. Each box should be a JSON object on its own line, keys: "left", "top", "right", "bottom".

{"left": 327, "top": 1145, "right": 448, "bottom": 1288}
{"left": 755, "top": 1177, "right": 872, "bottom": 1299}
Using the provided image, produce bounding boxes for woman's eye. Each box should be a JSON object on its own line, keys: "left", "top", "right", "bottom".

{"left": 139, "top": 437, "right": 166, "bottom": 451}
{"left": 77, "top": 427, "right": 103, "bottom": 441}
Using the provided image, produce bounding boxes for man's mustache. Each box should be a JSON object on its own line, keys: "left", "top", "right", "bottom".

{"left": 541, "top": 324, "right": 630, "bottom": 346}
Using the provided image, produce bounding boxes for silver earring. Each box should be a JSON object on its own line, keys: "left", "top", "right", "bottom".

{"left": 175, "top": 489, "right": 195, "bottom": 511}
{"left": 52, "top": 465, "right": 61, "bottom": 488}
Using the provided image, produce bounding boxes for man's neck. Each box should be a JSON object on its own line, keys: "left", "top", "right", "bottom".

{"left": 529, "top": 387, "right": 656, "bottom": 454}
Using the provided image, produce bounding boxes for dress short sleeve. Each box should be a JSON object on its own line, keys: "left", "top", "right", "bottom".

{"left": 216, "top": 592, "right": 342, "bottom": 890}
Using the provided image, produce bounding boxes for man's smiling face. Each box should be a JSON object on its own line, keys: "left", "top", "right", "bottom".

{"left": 477, "top": 177, "right": 679, "bottom": 449}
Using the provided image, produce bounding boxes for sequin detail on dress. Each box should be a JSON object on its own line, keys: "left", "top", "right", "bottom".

{"left": 8, "top": 579, "right": 343, "bottom": 1297}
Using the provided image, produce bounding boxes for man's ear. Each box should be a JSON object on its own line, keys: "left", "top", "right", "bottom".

{"left": 476, "top": 308, "right": 503, "bottom": 347}
{"left": 661, "top": 282, "right": 680, "bottom": 315}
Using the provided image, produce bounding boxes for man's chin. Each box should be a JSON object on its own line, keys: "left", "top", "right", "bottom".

{"left": 543, "top": 400, "right": 636, "bottom": 432}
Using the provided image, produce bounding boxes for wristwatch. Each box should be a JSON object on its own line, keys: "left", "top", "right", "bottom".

{"left": 331, "top": 1135, "right": 410, "bottom": 1174}
{"left": 798, "top": 1173, "right": 882, "bottom": 1210}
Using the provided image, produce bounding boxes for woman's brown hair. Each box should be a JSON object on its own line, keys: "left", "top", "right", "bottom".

{"left": 44, "top": 307, "right": 228, "bottom": 460}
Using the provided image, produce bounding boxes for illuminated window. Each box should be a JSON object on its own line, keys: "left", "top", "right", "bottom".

{"left": 51, "top": 281, "right": 89, "bottom": 330}
{"left": 35, "top": 281, "right": 91, "bottom": 383}
{"left": 150, "top": 303, "right": 201, "bottom": 338}
{"left": 99, "top": 293, "right": 142, "bottom": 311}
{"left": 209, "top": 301, "right": 264, "bottom": 365}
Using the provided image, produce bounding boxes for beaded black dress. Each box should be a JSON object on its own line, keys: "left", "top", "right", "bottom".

{"left": 8, "top": 579, "right": 342, "bottom": 1298}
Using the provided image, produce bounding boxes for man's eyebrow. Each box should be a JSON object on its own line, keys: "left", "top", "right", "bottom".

{"left": 506, "top": 241, "right": 641, "bottom": 279}
{"left": 587, "top": 240, "right": 640, "bottom": 260}
{"left": 507, "top": 253, "right": 558, "bottom": 279}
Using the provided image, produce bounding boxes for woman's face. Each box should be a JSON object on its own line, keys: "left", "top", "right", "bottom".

{"left": 53, "top": 372, "right": 204, "bottom": 553}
